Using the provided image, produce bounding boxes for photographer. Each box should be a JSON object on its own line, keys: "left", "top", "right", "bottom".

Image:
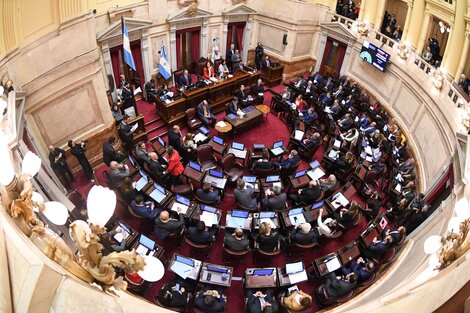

{"left": 68, "top": 139, "right": 94, "bottom": 182}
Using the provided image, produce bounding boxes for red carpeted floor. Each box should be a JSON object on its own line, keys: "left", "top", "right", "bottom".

{"left": 71, "top": 89, "right": 379, "bottom": 313}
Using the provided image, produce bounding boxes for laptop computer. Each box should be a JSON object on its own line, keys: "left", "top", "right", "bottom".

{"left": 135, "top": 174, "right": 148, "bottom": 191}
{"left": 288, "top": 207, "right": 306, "bottom": 225}
{"left": 200, "top": 205, "right": 217, "bottom": 213}
{"left": 149, "top": 183, "right": 166, "bottom": 203}
{"left": 231, "top": 210, "right": 249, "bottom": 218}
{"left": 157, "top": 136, "right": 166, "bottom": 147}
{"left": 128, "top": 156, "right": 136, "bottom": 167}
{"left": 213, "top": 136, "right": 224, "bottom": 145}
{"left": 253, "top": 268, "right": 274, "bottom": 276}
{"left": 189, "top": 161, "right": 202, "bottom": 172}
{"left": 243, "top": 176, "right": 257, "bottom": 183}
{"left": 176, "top": 195, "right": 191, "bottom": 206}
{"left": 294, "top": 170, "right": 307, "bottom": 178}
{"left": 139, "top": 234, "right": 155, "bottom": 250}
{"left": 176, "top": 255, "right": 195, "bottom": 267}
{"left": 253, "top": 144, "right": 265, "bottom": 150}
{"left": 259, "top": 211, "right": 276, "bottom": 219}
{"left": 273, "top": 141, "right": 284, "bottom": 148}
{"left": 309, "top": 160, "right": 320, "bottom": 169}
{"left": 206, "top": 265, "right": 228, "bottom": 273}
{"left": 209, "top": 169, "right": 223, "bottom": 178}
{"left": 266, "top": 175, "right": 280, "bottom": 183}
{"left": 199, "top": 126, "right": 209, "bottom": 135}
{"left": 232, "top": 142, "right": 245, "bottom": 151}
{"left": 311, "top": 201, "right": 324, "bottom": 210}
{"left": 286, "top": 262, "right": 304, "bottom": 274}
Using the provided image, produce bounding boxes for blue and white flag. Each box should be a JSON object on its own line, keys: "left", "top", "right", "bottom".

{"left": 121, "top": 17, "right": 136, "bottom": 71}
{"left": 159, "top": 44, "right": 172, "bottom": 80}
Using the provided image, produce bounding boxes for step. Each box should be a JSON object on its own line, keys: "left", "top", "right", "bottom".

{"left": 149, "top": 129, "right": 168, "bottom": 142}
{"left": 144, "top": 116, "right": 161, "bottom": 127}
{"left": 146, "top": 120, "right": 167, "bottom": 134}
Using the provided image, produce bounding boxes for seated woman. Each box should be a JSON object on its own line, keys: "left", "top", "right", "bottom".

{"left": 251, "top": 149, "right": 276, "bottom": 172}
{"left": 317, "top": 208, "right": 339, "bottom": 238}
{"left": 335, "top": 151, "right": 356, "bottom": 173}
{"left": 282, "top": 288, "right": 312, "bottom": 311}
{"left": 291, "top": 94, "right": 305, "bottom": 112}
{"left": 218, "top": 60, "right": 229, "bottom": 77}
{"left": 256, "top": 222, "right": 280, "bottom": 252}
{"left": 203, "top": 61, "right": 215, "bottom": 80}
{"left": 120, "top": 177, "right": 136, "bottom": 204}
{"left": 341, "top": 128, "right": 359, "bottom": 151}
{"left": 361, "top": 191, "right": 380, "bottom": 221}
{"left": 157, "top": 84, "right": 171, "bottom": 98}
{"left": 194, "top": 288, "right": 226, "bottom": 313}
{"left": 335, "top": 201, "right": 362, "bottom": 228}
{"left": 182, "top": 132, "right": 197, "bottom": 151}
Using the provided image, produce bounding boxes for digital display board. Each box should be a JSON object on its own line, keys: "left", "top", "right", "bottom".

{"left": 359, "top": 40, "right": 390, "bottom": 72}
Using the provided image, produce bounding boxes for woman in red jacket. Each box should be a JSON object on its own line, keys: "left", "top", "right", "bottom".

{"left": 203, "top": 61, "right": 215, "bottom": 80}
{"left": 166, "top": 146, "right": 184, "bottom": 185}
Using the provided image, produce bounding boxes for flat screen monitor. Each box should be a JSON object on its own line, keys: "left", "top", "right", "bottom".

{"left": 189, "top": 161, "right": 202, "bottom": 171}
{"left": 359, "top": 40, "right": 391, "bottom": 72}
{"left": 206, "top": 265, "right": 228, "bottom": 273}
{"left": 128, "top": 156, "right": 136, "bottom": 167}
{"left": 135, "top": 176, "right": 148, "bottom": 191}
{"left": 289, "top": 208, "right": 303, "bottom": 216}
{"left": 253, "top": 144, "right": 265, "bottom": 150}
{"left": 260, "top": 211, "right": 276, "bottom": 219}
{"left": 213, "top": 136, "right": 224, "bottom": 145}
{"left": 199, "top": 126, "right": 209, "bottom": 135}
{"left": 209, "top": 169, "right": 223, "bottom": 178}
{"left": 154, "top": 183, "right": 166, "bottom": 194}
{"left": 311, "top": 201, "right": 324, "bottom": 210}
{"left": 243, "top": 176, "right": 257, "bottom": 183}
{"left": 176, "top": 195, "right": 190, "bottom": 206}
{"left": 118, "top": 221, "right": 131, "bottom": 234}
{"left": 285, "top": 262, "right": 304, "bottom": 274}
{"left": 294, "top": 170, "right": 307, "bottom": 178}
{"left": 232, "top": 142, "right": 245, "bottom": 151}
{"left": 139, "top": 234, "right": 155, "bottom": 250}
{"left": 253, "top": 268, "right": 274, "bottom": 276}
{"left": 201, "top": 205, "right": 217, "bottom": 213}
{"left": 266, "top": 175, "right": 280, "bottom": 183}
{"left": 176, "top": 255, "right": 195, "bottom": 267}
{"left": 273, "top": 141, "right": 283, "bottom": 148}
{"left": 157, "top": 136, "right": 166, "bottom": 147}
{"left": 231, "top": 210, "right": 249, "bottom": 218}
{"left": 309, "top": 160, "right": 320, "bottom": 169}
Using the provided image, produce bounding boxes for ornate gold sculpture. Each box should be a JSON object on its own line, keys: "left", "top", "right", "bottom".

{"left": 437, "top": 219, "right": 470, "bottom": 269}
{"left": 70, "top": 220, "right": 145, "bottom": 294}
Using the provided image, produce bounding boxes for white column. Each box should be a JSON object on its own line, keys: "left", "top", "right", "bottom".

{"left": 222, "top": 16, "right": 229, "bottom": 59}
{"left": 455, "top": 31, "right": 470, "bottom": 80}
{"left": 170, "top": 25, "right": 177, "bottom": 71}
{"left": 201, "top": 18, "right": 209, "bottom": 59}
{"left": 340, "top": 42, "right": 353, "bottom": 75}
{"left": 314, "top": 32, "right": 328, "bottom": 72}
{"left": 101, "top": 41, "right": 117, "bottom": 102}
{"left": 417, "top": 10, "right": 431, "bottom": 53}
{"left": 402, "top": 2, "right": 413, "bottom": 42}
{"left": 242, "top": 16, "right": 252, "bottom": 63}
{"left": 141, "top": 29, "right": 152, "bottom": 83}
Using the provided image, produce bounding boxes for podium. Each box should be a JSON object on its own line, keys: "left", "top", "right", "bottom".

{"left": 261, "top": 64, "right": 284, "bottom": 87}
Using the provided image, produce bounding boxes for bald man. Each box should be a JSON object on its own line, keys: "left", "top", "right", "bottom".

{"left": 48, "top": 145, "right": 74, "bottom": 188}
{"left": 109, "top": 161, "right": 130, "bottom": 188}
{"left": 148, "top": 152, "right": 166, "bottom": 179}
{"left": 154, "top": 210, "right": 185, "bottom": 239}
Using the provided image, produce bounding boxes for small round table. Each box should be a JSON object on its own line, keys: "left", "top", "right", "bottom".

{"left": 256, "top": 104, "right": 271, "bottom": 121}
{"left": 215, "top": 122, "right": 232, "bottom": 138}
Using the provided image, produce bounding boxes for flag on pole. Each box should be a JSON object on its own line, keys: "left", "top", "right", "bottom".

{"left": 121, "top": 17, "right": 136, "bottom": 71}
{"left": 159, "top": 44, "right": 172, "bottom": 80}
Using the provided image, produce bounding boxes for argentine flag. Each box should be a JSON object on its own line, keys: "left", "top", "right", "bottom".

{"left": 121, "top": 18, "right": 136, "bottom": 71}
{"left": 159, "top": 44, "right": 172, "bottom": 80}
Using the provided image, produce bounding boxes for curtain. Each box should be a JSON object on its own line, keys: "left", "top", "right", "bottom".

{"left": 236, "top": 24, "right": 245, "bottom": 52}
{"left": 110, "top": 46, "right": 121, "bottom": 88}
{"left": 176, "top": 32, "right": 181, "bottom": 69}
{"left": 425, "top": 163, "right": 454, "bottom": 203}
{"left": 130, "top": 40, "right": 144, "bottom": 89}
{"left": 319, "top": 38, "right": 333, "bottom": 74}
{"left": 226, "top": 26, "right": 233, "bottom": 52}
{"left": 335, "top": 43, "right": 347, "bottom": 75}
{"left": 191, "top": 29, "right": 200, "bottom": 62}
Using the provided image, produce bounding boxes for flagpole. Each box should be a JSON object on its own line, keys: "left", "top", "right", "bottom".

{"left": 121, "top": 16, "right": 138, "bottom": 115}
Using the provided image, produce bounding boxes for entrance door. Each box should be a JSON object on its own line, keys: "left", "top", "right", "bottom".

{"left": 320, "top": 37, "right": 347, "bottom": 76}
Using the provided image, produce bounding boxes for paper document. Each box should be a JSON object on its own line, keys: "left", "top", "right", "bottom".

{"left": 193, "top": 133, "right": 207, "bottom": 143}
{"left": 288, "top": 271, "right": 308, "bottom": 284}
{"left": 171, "top": 202, "right": 189, "bottom": 215}
{"left": 200, "top": 211, "right": 218, "bottom": 226}
{"left": 113, "top": 231, "right": 128, "bottom": 243}
{"left": 171, "top": 261, "right": 193, "bottom": 279}
{"left": 227, "top": 216, "right": 247, "bottom": 228}
{"left": 130, "top": 123, "right": 138, "bottom": 133}
{"left": 365, "top": 156, "right": 373, "bottom": 162}
{"left": 294, "top": 130, "right": 304, "bottom": 141}
{"left": 216, "top": 121, "right": 227, "bottom": 127}
{"left": 289, "top": 214, "right": 306, "bottom": 226}
{"left": 133, "top": 87, "right": 142, "bottom": 95}
{"left": 395, "top": 184, "right": 402, "bottom": 192}
{"left": 328, "top": 150, "right": 338, "bottom": 160}
{"left": 332, "top": 193, "right": 349, "bottom": 208}
{"left": 273, "top": 182, "right": 282, "bottom": 189}
{"left": 271, "top": 147, "right": 284, "bottom": 155}
{"left": 326, "top": 257, "right": 341, "bottom": 272}
{"left": 365, "top": 146, "right": 372, "bottom": 155}
{"left": 334, "top": 140, "right": 342, "bottom": 148}
{"left": 136, "top": 244, "right": 148, "bottom": 256}
{"left": 307, "top": 167, "right": 325, "bottom": 180}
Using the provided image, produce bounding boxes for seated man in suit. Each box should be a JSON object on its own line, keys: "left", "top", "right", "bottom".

{"left": 194, "top": 288, "right": 226, "bottom": 313}
{"left": 261, "top": 185, "right": 287, "bottom": 211}
{"left": 227, "top": 97, "right": 241, "bottom": 115}
{"left": 224, "top": 227, "right": 250, "bottom": 251}
{"left": 321, "top": 272, "right": 357, "bottom": 299}
{"left": 341, "top": 256, "right": 376, "bottom": 283}
{"left": 154, "top": 210, "right": 185, "bottom": 239}
{"left": 251, "top": 149, "right": 277, "bottom": 172}
{"left": 300, "top": 107, "right": 317, "bottom": 124}
{"left": 234, "top": 84, "right": 251, "bottom": 108}
{"left": 157, "top": 278, "right": 192, "bottom": 310}
{"left": 290, "top": 222, "right": 318, "bottom": 245}
{"left": 302, "top": 80, "right": 315, "bottom": 99}
{"left": 109, "top": 161, "right": 130, "bottom": 188}
{"left": 187, "top": 221, "right": 214, "bottom": 245}
{"left": 135, "top": 141, "right": 150, "bottom": 164}
{"left": 301, "top": 132, "right": 322, "bottom": 150}
{"left": 197, "top": 100, "right": 217, "bottom": 127}
{"left": 319, "top": 174, "right": 338, "bottom": 193}
{"left": 234, "top": 179, "right": 258, "bottom": 210}
{"left": 282, "top": 287, "right": 312, "bottom": 311}
{"left": 130, "top": 194, "right": 160, "bottom": 220}
{"left": 196, "top": 182, "right": 220, "bottom": 203}
{"left": 289, "top": 180, "right": 322, "bottom": 205}
{"left": 324, "top": 76, "right": 335, "bottom": 91}
{"left": 178, "top": 69, "right": 192, "bottom": 89}
{"left": 148, "top": 152, "right": 166, "bottom": 179}
{"left": 293, "top": 75, "right": 307, "bottom": 89}
{"left": 251, "top": 79, "right": 265, "bottom": 104}
{"left": 274, "top": 149, "right": 300, "bottom": 170}
{"left": 319, "top": 91, "right": 334, "bottom": 107}
{"left": 246, "top": 289, "right": 279, "bottom": 313}
{"left": 362, "top": 235, "right": 393, "bottom": 260}
{"left": 261, "top": 55, "right": 272, "bottom": 72}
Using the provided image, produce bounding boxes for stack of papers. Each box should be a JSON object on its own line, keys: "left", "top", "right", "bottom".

{"left": 294, "top": 130, "right": 304, "bottom": 141}
{"left": 307, "top": 167, "right": 325, "bottom": 180}
{"left": 328, "top": 150, "right": 338, "bottom": 160}
{"left": 136, "top": 244, "right": 148, "bottom": 255}
{"left": 271, "top": 147, "right": 284, "bottom": 155}
{"left": 193, "top": 133, "right": 207, "bottom": 143}
{"left": 171, "top": 202, "right": 189, "bottom": 215}
{"left": 216, "top": 121, "right": 227, "bottom": 127}
{"left": 288, "top": 271, "right": 308, "bottom": 284}
{"left": 130, "top": 123, "right": 138, "bottom": 133}
{"left": 326, "top": 257, "right": 341, "bottom": 272}
{"left": 171, "top": 261, "right": 193, "bottom": 279}
{"left": 334, "top": 139, "right": 342, "bottom": 148}
{"left": 332, "top": 193, "right": 349, "bottom": 208}
{"left": 200, "top": 211, "right": 218, "bottom": 226}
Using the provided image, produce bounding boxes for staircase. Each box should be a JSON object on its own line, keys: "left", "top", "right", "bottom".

{"left": 136, "top": 99, "right": 169, "bottom": 142}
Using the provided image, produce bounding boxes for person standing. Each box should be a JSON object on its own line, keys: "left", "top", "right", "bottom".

{"left": 226, "top": 43, "right": 235, "bottom": 72}
{"left": 68, "top": 140, "right": 94, "bottom": 182}
{"left": 254, "top": 42, "right": 264, "bottom": 70}
{"left": 48, "top": 145, "right": 74, "bottom": 188}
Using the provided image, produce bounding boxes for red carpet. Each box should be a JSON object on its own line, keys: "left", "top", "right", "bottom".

{"left": 71, "top": 90, "right": 383, "bottom": 313}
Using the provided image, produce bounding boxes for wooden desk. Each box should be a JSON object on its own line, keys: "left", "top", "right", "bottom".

{"left": 313, "top": 252, "right": 342, "bottom": 277}
{"left": 244, "top": 268, "right": 278, "bottom": 288}
{"left": 208, "top": 137, "right": 228, "bottom": 155}
{"left": 360, "top": 224, "right": 380, "bottom": 247}
{"left": 199, "top": 263, "right": 234, "bottom": 287}
{"left": 144, "top": 183, "right": 173, "bottom": 207}
{"left": 131, "top": 234, "right": 165, "bottom": 259}
{"left": 259, "top": 178, "right": 284, "bottom": 193}
{"left": 154, "top": 96, "right": 187, "bottom": 125}
{"left": 150, "top": 137, "right": 167, "bottom": 157}
{"left": 225, "top": 210, "right": 253, "bottom": 231}
{"left": 215, "top": 123, "right": 232, "bottom": 138}
{"left": 277, "top": 264, "right": 309, "bottom": 287}
{"left": 248, "top": 147, "right": 265, "bottom": 168}
{"left": 128, "top": 114, "right": 148, "bottom": 144}
{"left": 281, "top": 208, "right": 314, "bottom": 228}
{"left": 256, "top": 104, "right": 270, "bottom": 121}
{"left": 183, "top": 163, "right": 205, "bottom": 183}
{"left": 261, "top": 65, "right": 284, "bottom": 87}
{"left": 108, "top": 220, "right": 139, "bottom": 250}
{"left": 203, "top": 172, "right": 228, "bottom": 192}
{"left": 252, "top": 212, "right": 280, "bottom": 230}
{"left": 338, "top": 241, "right": 361, "bottom": 265}
{"left": 165, "top": 197, "right": 197, "bottom": 218}
{"left": 224, "top": 106, "right": 263, "bottom": 136}
{"left": 288, "top": 173, "right": 311, "bottom": 190}
{"left": 168, "top": 253, "right": 202, "bottom": 281}
{"left": 304, "top": 201, "right": 330, "bottom": 221}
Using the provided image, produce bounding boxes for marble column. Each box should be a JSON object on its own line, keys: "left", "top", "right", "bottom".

{"left": 141, "top": 29, "right": 152, "bottom": 83}
{"left": 314, "top": 32, "right": 328, "bottom": 72}
{"left": 201, "top": 18, "right": 209, "bottom": 59}
{"left": 401, "top": 2, "right": 413, "bottom": 43}
{"left": 101, "top": 42, "right": 117, "bottom": 102}
{"left": 169, "top": 25, "right": 177, "bottom": 71}
{"left": 403, "top": 0, "right": 424, "bottom": 48}
{"left": 455, "top": 31, "right": 470, "bottom": 81}
{"left": 222, "top": 17, "right": 229, "bottom": 59}
{"left": 242, "top": 16, "right": 253, "bottom": 64}
{"left": 340, "top": 42, "right": 353, "bottom": 75}
{"left": 441, "top": 0, "right": 466, "bottom": 77}
{"left": 417, "top": 10, "right": 431, "bottom": 53}
{"left": 373, "top": 0, "right": 387, "bottom": 31}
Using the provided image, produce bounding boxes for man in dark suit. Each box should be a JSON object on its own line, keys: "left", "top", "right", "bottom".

{"left": 154, "top": 210, "right": 185, "bottom": 239}
{"left": 341, "top": 257, "right": 375, "bottom": 283}
{"left": 319, "top": 91, "right": 334, "bottom": 107}
{"left": 363, "top": 236, "right": 393, "bottom": 259}
{"left": 226, "top": 43, "right": 235, "bottom": 71}
{"left": 187, "top": 221, "right": 214, "bottom": 245}
{"left": 323, "top": 272, "right": 357, "bottom": 299}
{"left": 274, "top": 149, "right": 300, "bottom": 170}
{"left": 178, "top": 69, "right": 192, "bottom": 89}
{"left": 48, "top": 145, "right": 74, "bottom": 188}
{"left": 288, "top": 180, "right": 321, "bottom": 205}
{"left": 118, "top": 115, "right": 135, "bottom": 151}
{"left": 234, "top": 85, "right": 250, "bottom": 108}
{"left": 148, "top": 152, "right": 166, "bottom": 179}
{"left": 197, "top": 100, "right": 217, "bottom": 127}
{"left": 130, "top": 195, "right": 160, "bottom": 220}
{"left": 121, "top": 83, "right": 135, "bottom": 109}
{"left": 196, "top": 182, "right": 220, "bottom": 203}
{"left": 261, "top": 55, "right": 272, "bottom": 72}
{"left": 293, "top": 75, "right": 307, "bottom": 89}
{"left": 261, "top": 185, "right": 287, "bottom": 211}
{"left": 103, "top": 137, "right": 118, "bottom": 166}
{"left": 234, "top": 179, "right": 258, "bottom": 210}
{"left": 324, "top": 76, "right": 335, "bottom": 91}
{"left": 167, "top": 125, "right": 186, "bottom": 155}
{"left": 224, "top": 227, "right": 250, "bottom": 251}
{"left": 338, "top": 113, "right": 354, "bottom": 132}
{"left": 251, "top": 79, "right": 265, "bottom": 104}
{"left": 246, "top": 289, "right": 279, "bottom": 313}
{"left": 227, "top": 97, "right": 241, "bottom": 115}
{"left": 135, "top": 141, "right": 150, "bottom": 164}
{"left": 290, "top": 222, "right": 318, "bottom": 245}
{"left": 194, "top": 288, "right": 226, "bottom": 313}
{"left": 301, "top": 132, "right": 321, "bottom": 150}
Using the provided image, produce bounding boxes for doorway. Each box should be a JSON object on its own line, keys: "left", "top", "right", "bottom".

{"left": 320, "top": 37, "right": 347, "bottom": 76}
{"left": 176, "top": 27, "right": 201, "bottom": 70}
{"left": 110, "top": 40, "right": 144, "bottom": 89}
{"left": 226, "top": 22, "right": 246, "bottom": 53}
